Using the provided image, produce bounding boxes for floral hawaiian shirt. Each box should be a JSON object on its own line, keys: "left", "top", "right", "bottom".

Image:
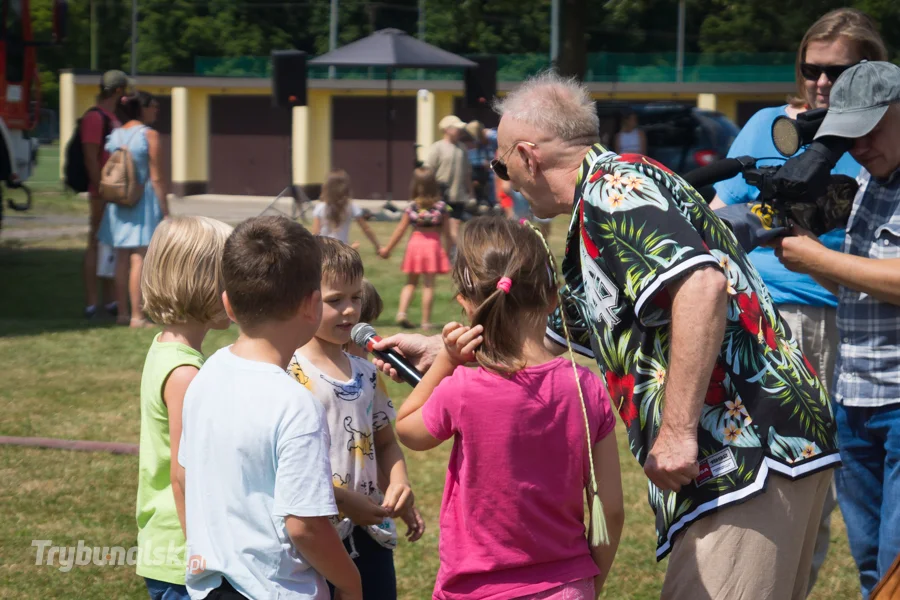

{"left": 546, "top": 144, "right": 841, "bottom": 560}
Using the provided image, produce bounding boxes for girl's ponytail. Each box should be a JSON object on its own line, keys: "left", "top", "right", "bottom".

{"left": 523, "top": 220, "right": 609, "bottom": 547}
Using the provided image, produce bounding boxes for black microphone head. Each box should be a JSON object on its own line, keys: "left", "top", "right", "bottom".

{"left": 351, "top": 323, "right": 377, "bottom": 347}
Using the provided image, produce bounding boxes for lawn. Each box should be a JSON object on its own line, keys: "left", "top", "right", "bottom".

{"left": 0, "top": 218, "right": 862, "bottom": 599}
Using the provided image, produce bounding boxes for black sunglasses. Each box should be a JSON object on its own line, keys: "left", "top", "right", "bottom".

{"left": 490, "top": 141, "right": 537, "bottom": 181}
{"left": 800, "top": 63, "right": 855, "bottom": 82}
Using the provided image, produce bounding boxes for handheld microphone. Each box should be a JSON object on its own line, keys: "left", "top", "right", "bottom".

{"left": 351, "top": 323, "right": 423, "bottom": 386}
{"left": 682, "top": 156, "right": 755, "bottom": 189}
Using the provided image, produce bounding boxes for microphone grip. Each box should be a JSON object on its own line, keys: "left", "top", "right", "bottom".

{"left": 372, "top": 348, "right": 423, "bottom": 386}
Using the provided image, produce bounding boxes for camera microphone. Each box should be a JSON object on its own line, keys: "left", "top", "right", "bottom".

{"left": 351, "top": 323, "right": 423, "bottom": 386}
{"left": 683, "top": 156, "right": 756, "bottom": 189}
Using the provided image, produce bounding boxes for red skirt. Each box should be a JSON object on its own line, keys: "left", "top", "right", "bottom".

{"left": 402, "top": 230, "right": 449, "bottom": 274}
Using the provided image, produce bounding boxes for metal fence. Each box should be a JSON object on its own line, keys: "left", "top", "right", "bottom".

{"left": 195, "top": 52, "right": 797, "bottom": 83}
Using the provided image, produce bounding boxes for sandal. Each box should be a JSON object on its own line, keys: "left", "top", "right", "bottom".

{"left": 396, "top": 314, "right": 416, "bottom": 329}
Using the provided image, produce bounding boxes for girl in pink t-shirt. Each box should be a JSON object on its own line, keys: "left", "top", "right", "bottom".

{"left": 396, "top": 218, "right": 624, "bottom": 600}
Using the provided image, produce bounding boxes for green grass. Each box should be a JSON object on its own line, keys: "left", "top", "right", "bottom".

{"left": 0, "top": 222, "right": 862, "bottom": 599}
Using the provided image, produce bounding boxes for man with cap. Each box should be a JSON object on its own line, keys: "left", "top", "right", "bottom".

{"left": 773, "top": 60, "right": 900, "bottom": 598}
{"left": 424, "top": 115, "right": 473, "bottom": 253}
{"left": 81, "top": 70, "right": 129, "bottom": 320}
{"left": 464, "top": 120, "right": 498, "bottom": 213}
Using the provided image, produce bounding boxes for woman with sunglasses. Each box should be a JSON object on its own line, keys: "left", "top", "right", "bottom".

{"left": 708, "top": 8, "right": 886, "bottom": 595}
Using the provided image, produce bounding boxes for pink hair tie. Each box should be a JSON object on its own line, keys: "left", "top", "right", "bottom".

{"left": 496, "top": 277, "right": 513, "bottom": 294}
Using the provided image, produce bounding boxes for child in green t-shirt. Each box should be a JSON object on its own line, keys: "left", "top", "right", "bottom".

{"left": 135, "top": 216, "right": 233, "bottom": 598}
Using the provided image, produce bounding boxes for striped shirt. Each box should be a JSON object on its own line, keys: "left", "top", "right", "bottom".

{"left": 834, "top": 168, "right": 900, "bottom": 407}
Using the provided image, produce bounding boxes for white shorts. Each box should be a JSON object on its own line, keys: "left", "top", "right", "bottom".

{"left": 97, "top": 243, "right": 117, "bottom": 279}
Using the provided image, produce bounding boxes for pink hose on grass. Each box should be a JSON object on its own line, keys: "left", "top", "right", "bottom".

{"left": 0, "top": 436, "right": 138, "bottom": 455}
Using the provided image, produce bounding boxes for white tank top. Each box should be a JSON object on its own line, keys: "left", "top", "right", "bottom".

{"left": 617, "top": 129, "right": 643, "bottom": 154}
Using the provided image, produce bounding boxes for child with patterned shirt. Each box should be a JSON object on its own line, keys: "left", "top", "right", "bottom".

{"left": 288, "top": 239, "right": 420, "bottom": 599}
{"left": 379, "top": 167, "right": 452, "bottom": 330}
{"left": 346, "top": 278, "right": 426, "bottom": 541}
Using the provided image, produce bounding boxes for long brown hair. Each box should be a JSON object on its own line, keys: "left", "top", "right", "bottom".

{"left": 790, "top": 8, "right": 888, "bottom": 108}
{"left": 321, "top": 169, "right": 352, "bottom": 229}
{"left": 452, "top": 217, "right": 557, "bottom": 374}
{"left": 409, "top": 166, "right": 441, "bottom": 210}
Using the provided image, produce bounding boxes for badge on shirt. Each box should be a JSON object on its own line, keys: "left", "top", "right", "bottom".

{"left": 695, "top": 447, "right": 738, "bottom": 486}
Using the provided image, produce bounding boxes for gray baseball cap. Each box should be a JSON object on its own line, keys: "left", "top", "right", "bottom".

{"left": 100, "top": 70, "right": 133, "bottom": 92}
{"left": 815, "top": 61, "right": 900, "bottom": 140}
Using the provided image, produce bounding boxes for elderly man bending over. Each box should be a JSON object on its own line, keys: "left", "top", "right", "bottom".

{"left": 375, "top": 72, "right": 841, "bottom": 600}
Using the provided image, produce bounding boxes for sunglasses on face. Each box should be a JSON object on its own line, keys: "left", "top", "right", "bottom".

{"left": 800, "top": 63, "right": 855, "bottom": 82}
{"left": 490, "top": 141, "right": 537, "bottom": 181}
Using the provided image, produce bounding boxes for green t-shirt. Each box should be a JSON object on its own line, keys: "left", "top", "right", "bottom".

{"left": 136, "top": 334, "right": 204, "bottom": 583}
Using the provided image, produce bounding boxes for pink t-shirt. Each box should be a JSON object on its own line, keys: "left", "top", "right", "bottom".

{"left": 421, "top": 357, "right": 616, "bottom": 600}
{"left": 81, "top": 107, "right": 120, "bottom": 197}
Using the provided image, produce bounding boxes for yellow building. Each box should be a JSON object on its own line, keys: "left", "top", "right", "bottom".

{"left": 59, "top": 70, "right": 791, "bottom": 199}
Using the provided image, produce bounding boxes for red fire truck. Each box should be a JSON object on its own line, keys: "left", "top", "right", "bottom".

{"left": 0, "top": 0, "right": 66, "bottom": 227}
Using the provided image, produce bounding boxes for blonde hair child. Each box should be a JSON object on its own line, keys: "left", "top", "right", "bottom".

{"left": 380, "top": 167, "right": 452, "bottom": 330}
{"left": 311, "top": 168, "right": 383, "bottom": 253}
{"left": 395, "top": 217, "right": 625, "bottom": 599}
{"left": 135, "top": 216, "right": 233, "bottom": 596}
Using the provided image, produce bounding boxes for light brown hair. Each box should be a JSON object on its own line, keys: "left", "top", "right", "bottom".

{"left": 453, "top": 217, "right": 557, "bottom": 374}
{"left": 791, "top": 8, "right": 888, "bottom": 108}
{"left": 141, "top": 216, "right": 233, "bottom": 326}
{"left": 321, "top": 169, "right": 353, "bottom": 229}
{"left": 359, "top": 278, "right": 384, "bottom": 324}
{"left": 409, "top": 166, "right": 441, "bottom": 210}
{"left": 318, "top": 236, "right": 364, "bottom": 286}
{"left": 222, "top": 216, "right": 321, "bottom": 328}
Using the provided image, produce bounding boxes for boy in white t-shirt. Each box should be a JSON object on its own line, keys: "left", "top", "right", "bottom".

{"left": 177, "top": 216, "right": 361, "bottom": 600}
{"left": 287, "top": 237, "right": 421, "bottom": 599}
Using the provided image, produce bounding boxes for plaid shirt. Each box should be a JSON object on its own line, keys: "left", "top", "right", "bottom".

{"left": 834, "top": 168, "right": 900, "bottom": 407}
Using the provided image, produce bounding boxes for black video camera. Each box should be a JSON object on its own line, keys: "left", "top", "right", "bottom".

{"left": 684, "top": 109, "right": 858, "bottom": 250}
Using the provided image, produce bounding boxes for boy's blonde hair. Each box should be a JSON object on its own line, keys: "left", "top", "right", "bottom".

{"left": 318, "top": 236, "right": 363, "bottom": 286}
{"left": 142, "top": 216, "right": 234, "bottom": 326}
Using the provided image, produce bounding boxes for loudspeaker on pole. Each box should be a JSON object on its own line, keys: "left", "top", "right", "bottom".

{"left": 271, "top": 50, "right": 307, "bottom": 108}
{"left": 464, "top": 56, "right": 498, "bottom": 109}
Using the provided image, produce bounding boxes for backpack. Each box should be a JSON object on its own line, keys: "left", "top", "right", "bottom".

{"left": 99, "top": 127, "right": 145, "bottom": 208}
{"left": 64, "top": 107, "right": 112, "bottom": 193}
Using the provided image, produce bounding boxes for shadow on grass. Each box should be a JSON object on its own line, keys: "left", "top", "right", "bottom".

{"left": 0, "top": 243, "right": 118, "bottom": 337}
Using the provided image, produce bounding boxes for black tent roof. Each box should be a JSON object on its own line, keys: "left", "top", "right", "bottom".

{"left": 308, "top": 28, "right": 477, "bottom": 70}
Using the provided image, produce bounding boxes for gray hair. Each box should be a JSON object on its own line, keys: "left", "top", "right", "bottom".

{"left": 494, "top": 71, "right": 600, "bottom": 145}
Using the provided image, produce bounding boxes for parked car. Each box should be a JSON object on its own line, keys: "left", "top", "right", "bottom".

{"left": 596, "top": 102, "right": 739, "bottom": 200}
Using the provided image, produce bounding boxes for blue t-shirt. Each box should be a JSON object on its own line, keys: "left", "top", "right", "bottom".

{"left": 714, "top": 105, "right": 860, "bottom": 307}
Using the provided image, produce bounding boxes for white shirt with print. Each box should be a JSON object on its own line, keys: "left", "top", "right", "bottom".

{"left": 288, "top": 351, "right": 398, "bottom": 549}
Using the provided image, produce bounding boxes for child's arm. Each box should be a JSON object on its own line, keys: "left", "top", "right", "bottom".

{"left": 355, "top": 216, "right": 382, "bottom": 253}
{"left": 164, "top": 365, "right": 201, "bottom": 536}
{"left": 396, "top": 323, "right": 483, "bottom": 451}
{"left": 374, "top": 426, "right": 413, "bottom": 516}
{"left": 440, "top": 217, "right": 452, "bottom": 257}
{"left": 379, "top": 212, "right": 411, "bottom": 258}
{"left": 285, "top": 515, "right": 361, "bottom": 600}
{"left": 332, "top": 486, "right": 390, "bottom": 525}
{"left": 311, "top": 215, "right": 322, "bottom": 236}
{"left": 590, "top": 432, "right": 625, "bottom": 596}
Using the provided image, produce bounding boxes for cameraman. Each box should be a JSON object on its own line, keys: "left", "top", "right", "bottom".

{"left": 709, "top": 9, "right": 886, "bottom": 592}
{"left": 773, "top": 61, "right": 900, "bottom": 599}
